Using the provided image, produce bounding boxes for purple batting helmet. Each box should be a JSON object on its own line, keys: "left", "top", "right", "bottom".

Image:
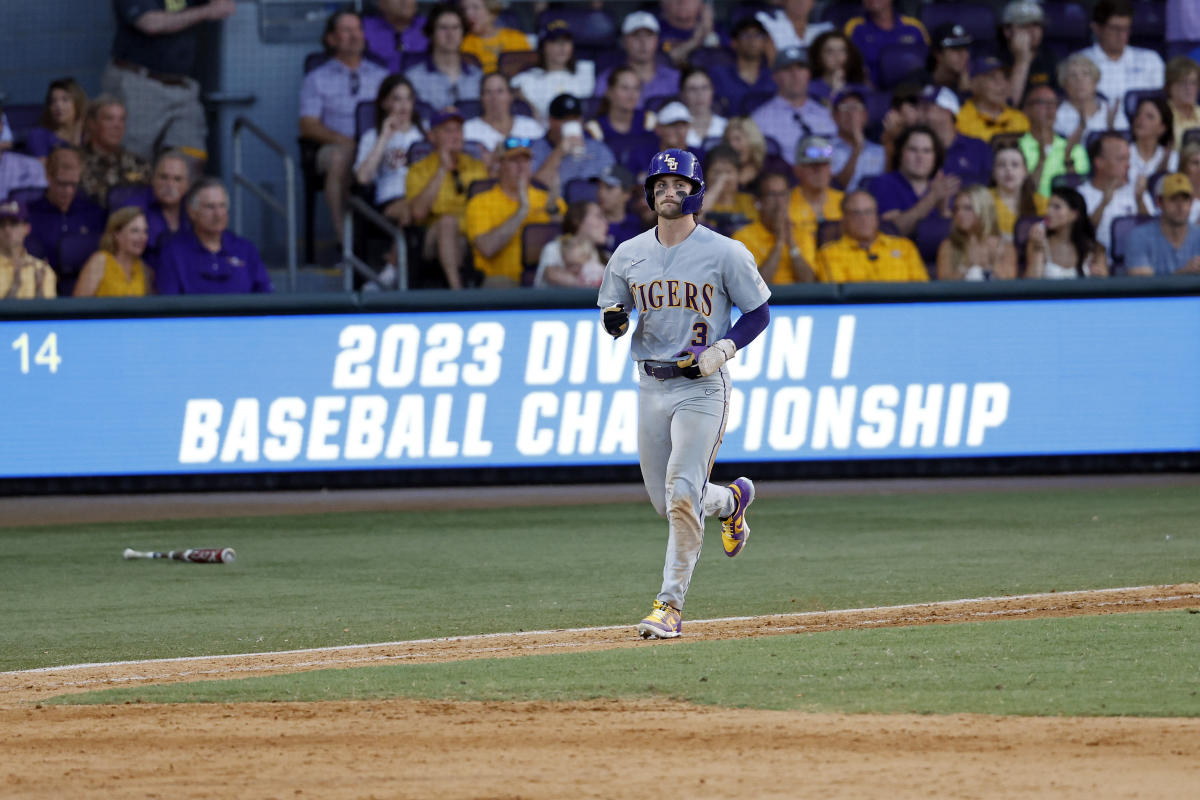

{"left": 644, "top": 148, "right": 705, "bottom": 215}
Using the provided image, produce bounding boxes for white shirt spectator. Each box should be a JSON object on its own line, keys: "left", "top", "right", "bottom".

{"left": 1077, "top": 42, "right": 1165, "bottom": 114}
{"left": 354, "top": 126, "right": 426, "bottom": 205}
{"left": 685, "top": 115, "right": 727, "bottom": 149}
{"left": 1077, "top": 179, "right": 1154, "bottom": 263}
{"left": 754, "top": 11, "right": 832, "bottom": 52}
{"left": 463, "top": 115, "right": 545, "bottom": 153}
{"left": 533, "top": 237, "right": 606, "bottom": 287}
{"left": 511, "top": 62, "right": 596, "bottom": 124}
{"left": 1129, "top": 146, "right": 1179, "bottom": 191}
{"left": 1054, "top": 97, "right": 1129, "bottom": 138}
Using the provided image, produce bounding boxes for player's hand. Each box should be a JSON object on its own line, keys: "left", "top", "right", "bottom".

{"left": 602, "top": 303, "right": 629, "bottom": 337}
{"left": 676, "top": 339, "right": 736, "bottom": 378}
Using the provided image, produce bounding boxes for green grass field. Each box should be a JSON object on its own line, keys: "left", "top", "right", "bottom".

{"left": 4, "top": 483, "right": 1199, "bottom": 715}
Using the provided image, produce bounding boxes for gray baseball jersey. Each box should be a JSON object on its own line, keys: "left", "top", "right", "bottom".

{"left": 597, "top": 223, "right": 770, "bottom": 614}
{"left": 597, "top": 225, "right": 771, "bottom": 359}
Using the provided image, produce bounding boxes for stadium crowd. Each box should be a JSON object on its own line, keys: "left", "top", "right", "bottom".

{"left": 3, "top": 0, "right": 1200, "bottom": 298}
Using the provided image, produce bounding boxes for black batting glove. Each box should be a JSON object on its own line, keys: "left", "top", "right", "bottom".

{"left": 602, "top": 303, "right": 629, "bottom": 337}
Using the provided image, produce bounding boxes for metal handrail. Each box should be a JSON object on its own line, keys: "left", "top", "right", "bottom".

{"left": 343, "top": 196, "right": 408, "bottom": 292}
{"left": 232, "top": 116, "right": 298, "bottom": 292}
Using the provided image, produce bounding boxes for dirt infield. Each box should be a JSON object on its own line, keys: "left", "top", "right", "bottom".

{"left": 3, "top": 476, "right": 1200, "bottom": 798}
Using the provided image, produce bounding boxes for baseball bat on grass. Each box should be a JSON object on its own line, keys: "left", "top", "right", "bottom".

{"left": 123, "top": 547, "right": 236, "bottom": 564}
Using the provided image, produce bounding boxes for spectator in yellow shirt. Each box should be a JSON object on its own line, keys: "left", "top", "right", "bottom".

{"left": 733, "top": 171, "right": 814, "bottom": 283}
{"left": 957, "top": 54, "right": 1030, "bottom": 141}
{"left": 465, "top": 136, "right": 565, "bottom": 286}
{"left": 407, "top": 109, "right": 490, "bottom": 289}
{"left": 816, "top": 190, "right": 929, "bottom": 282}
{"left": 0, "top": 200, "right": 56, "bottom": 299}
{"left": 460, "top": 0, "right": 532, "bottom": 75}
{"left": 790, "top": 134, "right": 844, "bottom": 269}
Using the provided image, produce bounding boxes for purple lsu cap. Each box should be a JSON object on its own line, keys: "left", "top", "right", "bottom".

{"left": 0, "top": 198, "right": 28, "bottom": 222}
{"left": 429, "top": 107, "right": 465, "bottom": 127}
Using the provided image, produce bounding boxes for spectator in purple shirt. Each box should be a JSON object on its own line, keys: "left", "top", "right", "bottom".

{"left": 845, "top": 0, "right": 930, "bottom": 88}
{"left": 592, "top": 163, "right": 645, "bottom": 250}
{"left": 27, "top": 78, "right": 88, "bottom": 162}
{"left": 586, "top": 67, "right": 661, "bottom": 178}
{"left": 918, "top": 85, "right": 993, "bottom": 189}
{"left": 299, "top": 9, "right": 389, "bottom": 247}
{"left": 657, "top": 0, "right": 718, "bottom": 68}
{"left": 363, "top": 0, "right": 428, "bottom": 73}
{"left": 142, "top": 150, "right": 193, "bottom": 263}
{"left": 404, "top": 4, "right": 483, "bottom": 110}
{"left": 750, "top": 45, "right": 836, "bottom": 168}
{"left": 156, "top": 178, "right": 272, "bottom": 295}
{"left": 25, "top": 146, "right": 106, "bottom": 295}
{"left": 871, "top": 123, "right": 960, "bottom": 239}
{"left": 596, "top": 12, "right": 681, "bottom": 110}
{"left": 708, "top": 17, "right": 777, "bottom": 107}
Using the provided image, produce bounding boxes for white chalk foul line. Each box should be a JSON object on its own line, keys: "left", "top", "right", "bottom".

{"left": 5, "top": 583, "right": 1196, "bottom": 687}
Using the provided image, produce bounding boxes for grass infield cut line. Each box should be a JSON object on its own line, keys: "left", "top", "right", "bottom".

{"left": 5, "top": 583, "right": 1198, "bottom": 683}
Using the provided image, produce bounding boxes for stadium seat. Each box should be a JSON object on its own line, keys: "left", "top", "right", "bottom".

{"left": 2, "top": 104, "right": 41, "bottom": 154}
{"left": 819, "top": 1, "right": 862, "bottom": 30}
{"left": 407, "top": 140, "right": 434, "bottom": 163}
{"left": 520, "top": 221, "right": 562, "bottom": 286}
{"left": 1130, "top": 0, "right": 1167, "bottom": 52}
{"left": 355, "top": 100, "right": 374, "bottom": 140}
{"left": 498, "top": 50, "right": 539, "bottom": 79}
{"left": 535, "top": 7, "right": 618, "bottom": 52}
{"left": 1124, "top": 88, "right": 1165, "bottom": 122}
{"left": 1108, "top": 214, "right": 1154, "bottom": 275}
{"left": 57, "top": 231, "right": 100, "bottom": 288}
{"left": 643, "top": 94, "right": 678, "bottom": 113}
{"left": 1051, "top": 173, "right": 1086, "bottom": 190}
{"left": 914, "top": 214, "right": 952, "bottom": 274}
{"left": 1040, "top": 2, "right": 1091, "bottom": 43}
{"left": 919, "top": 3, "right": 997, "bottom": 48}
{"left": 817, "top": 219, "right": 842, "bottom": 247}
{"left": 686, "top": 46, "right": 734, "bottom": 72}
{"left": 107, "top": 182, "right": 152, "bottom": 211}
{"left": 877, "top": 43, "right": 929, "bottom": 91}
{"left": 1012, "top": 215, "right": 1041, "bottom": 277}
{"left": 564, "top": 178, "right": 598, "bottom": 204}
{"left": 456, "top": 99, "right": 482, "bottom": 120}
{"left": 738, "top": 91, "right": 775, "bottom": 116}
{"left": 6, "top": 186, "right": 43, "bottom": 205}
{"left": 467, "top": 178, "right": 497, "bottom": 199}
{"left": 1183, "top": 128, "right": 1200, "bottom": 149}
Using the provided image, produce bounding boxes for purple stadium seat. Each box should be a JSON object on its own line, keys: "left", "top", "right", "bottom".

{"left": 1108, "top": 214, "right": 1154, "bottom": 274}
{"left": 564, "top": 178, "right": 598, "bottom": 204}
{"left": 107, "top": 182, "right": 152, "bottom": 212}
{"left": 919, "top": 2, "right": 998, "bottom": 47}
{"left": 1041, "top": 2, "right": 1091, "bottom": 42}
{"left": 355, "top": 100, "right": 374, "bottom": 140}
{"left": 1123, "top": 88, "right": 1166, "bottom": 124}
{"left": 57, "top": 231, "right": 100, "bottom": 288}
{"left": 877, "top": 43, "right": 928, "bottom": 90}
{"left": 521, "top": 221, "right": 562, "bottom": 285}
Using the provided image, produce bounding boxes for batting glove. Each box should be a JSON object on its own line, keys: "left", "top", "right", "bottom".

{"left": 602, "top": 303, "right": 629, "bottom": 337}
{"left": 698, "top": 339, "right": 736, "bottom": 376}
{"left": 674, "top": 346, "right": 706, "bottom": 379}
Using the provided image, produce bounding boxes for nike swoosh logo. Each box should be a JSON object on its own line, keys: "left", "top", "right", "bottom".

{"left": 705, "top": 388, "right": 718, "bottom": 396}
{"left": 631, "top": 258, "right": 645, "bottom": 266}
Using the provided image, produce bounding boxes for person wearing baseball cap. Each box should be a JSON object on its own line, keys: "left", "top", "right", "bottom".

{"left": 464, "top": 135, "right": 565, "bottom": 287}
{"left": 406, "top": 106, "right": 489, "bottom": 289}
{"left": 921, "top": 23, "right": 973, "bottom": 98}
{"left": 1124, "top": 173, "right": 1200, "bottom": 276}
{"left": 787, "top": 134, "right": 842, "bottom": 278}
{"left": 1001, "top": 0, "right": 1058, "bottom": 104}
{"left": 750, "top": 45, "right": 836, "bottom": 169}
{"left": 530, "top": 93, "right": 618, "bottom": 188}
{"left": 919, "top": 84, "right": 994, "bottom": 189}
{"left": 0, "top": 199, "right": 57, "bottom": 299}
{"left": 595, "top": 11, "right": 680, "bottom": 109}
{"left": 509, "top": 19, "right": 596, "bottom": 125}
{"left": 956, "top": 55, "right": 1030, "bottom": 141}
{"left": 653, "top": 101, "right": 694, "bottom": 153}
{"left": 708, "top": 16, "right": 776, "bottom": 106}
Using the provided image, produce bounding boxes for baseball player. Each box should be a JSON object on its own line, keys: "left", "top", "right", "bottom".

{"left": 597, "top": 148, "right": 772, "bottom": 639}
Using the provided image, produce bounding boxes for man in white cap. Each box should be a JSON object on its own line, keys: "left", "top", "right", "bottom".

{"left": 653, "top": 101, "right": 696, "bottom": 154}
{"left": 1000, "top": 0, "right": 1057, "bottom": 105}
{"left": 920, "top": 85, "right": 993, "bottom": 188}
{"left": 750, "top": 45, "right": 835, "bottom": 168}
{"left": 595, "top": 11, "right": 680, "bottom": 108}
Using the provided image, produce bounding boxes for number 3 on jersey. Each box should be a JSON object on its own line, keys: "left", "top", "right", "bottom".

{"left": 690, "top": 322, "right": 709, "bottom": 347}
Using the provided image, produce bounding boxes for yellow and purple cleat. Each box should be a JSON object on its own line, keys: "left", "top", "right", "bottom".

{"left": 637, "top": 599, "right": 682, "bottom": 639}
{"left": 720, "top": 477, "right": 755, "bottom": 557}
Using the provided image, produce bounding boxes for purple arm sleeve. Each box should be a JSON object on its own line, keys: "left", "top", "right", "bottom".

{"left": 725, "top": 301, "right": 769, "bottom": 352}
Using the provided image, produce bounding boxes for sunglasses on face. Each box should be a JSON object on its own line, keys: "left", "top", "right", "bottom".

{"left": 504, "top": 137, "right": 534, "bottom": 149}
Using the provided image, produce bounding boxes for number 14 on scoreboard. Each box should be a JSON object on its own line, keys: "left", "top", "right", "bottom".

{"left": 11, "top": 332, "right": 61, "bottom": 374}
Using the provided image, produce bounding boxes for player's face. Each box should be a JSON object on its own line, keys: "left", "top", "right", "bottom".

{"left": 652, "top": 175, "right": 694, "bottom": 218}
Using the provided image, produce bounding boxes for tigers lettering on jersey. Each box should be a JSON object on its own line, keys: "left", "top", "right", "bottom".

{"left": 631, "top": 279, "right": 714, "bottom": 316}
